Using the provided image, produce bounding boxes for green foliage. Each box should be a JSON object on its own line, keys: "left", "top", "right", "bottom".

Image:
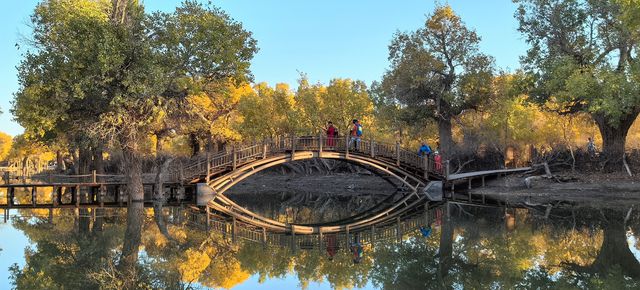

{"left": 379, "top": 5, "right": 494, "bottom": 155}
{"left": 296, "top": 76, "right": 374, "bottom": 134}
{"left": 13, "top": 0, "right": 258, "bottom": 155}
{"left": 236, "top": 77, "right": 374, "bottom": 140}
{"left": 515, "top": 0, "right": 640, "bottom": 154}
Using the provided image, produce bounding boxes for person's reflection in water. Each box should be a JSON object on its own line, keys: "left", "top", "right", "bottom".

{"left": 419, "top": 225, "right": 432, "bottom": 237}
{"left": 326, "top": 233, "right": 337, "bottom": 260}
{"left": 351, "top": 233, "right": 363, "bottom": 264}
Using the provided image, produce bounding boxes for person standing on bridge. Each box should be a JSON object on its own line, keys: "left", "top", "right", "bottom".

{"left": 349, "top": 119, "right": 363, "bottom": 152}
{"left": 418, "top": 142, "right": 432, "bottom": 157}
{"left": 434, "top": 150, "right": 442, "bottom": 174}
{"left": 325, "top": 121, "right": 337, "bottom": 148}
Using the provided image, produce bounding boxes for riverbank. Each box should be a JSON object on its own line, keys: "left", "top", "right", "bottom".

{"left": 472, "top": 172, "right": 640, "bottom": 208}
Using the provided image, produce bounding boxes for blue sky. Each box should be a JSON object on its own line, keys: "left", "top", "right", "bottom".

{"left": 0, "top": 0, "right": 527, "bottom": 137}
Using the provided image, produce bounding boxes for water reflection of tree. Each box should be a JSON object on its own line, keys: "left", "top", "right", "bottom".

{"left": 10, "top": 204, "right": 640, "bottom": 289}
{"left": 9, "top": 209, "right": 123, "bottom": 289}
{"left": 368, "top": 205, "right": 640, "bottom": 289}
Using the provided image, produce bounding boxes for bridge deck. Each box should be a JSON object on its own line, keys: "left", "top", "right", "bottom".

{"left": 447, "top": 167, "right": 532, "bottom": 181}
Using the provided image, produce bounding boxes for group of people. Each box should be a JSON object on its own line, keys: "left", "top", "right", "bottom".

{"left": 323, "top": 120, "right": 443, "bottom": 172}
{"left": 325, "top": 233, "right": 363, "bottom": 264}
{"left": 418, "top": 141, "right": 443, "bottom": 172}
{"left": 323, "top": 119, "right": 363, "bottom": 151}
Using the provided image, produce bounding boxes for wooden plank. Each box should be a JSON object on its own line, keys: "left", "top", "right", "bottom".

{"left": 447, "top": 167, "right": 532, "bottom": 181}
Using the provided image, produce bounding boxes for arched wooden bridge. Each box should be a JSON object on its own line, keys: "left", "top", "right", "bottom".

{"left": 1, "top": 134, "right": 532, "bottom": 231}
{"left": 179, "top": 135, "right": 445, "bottom": 236}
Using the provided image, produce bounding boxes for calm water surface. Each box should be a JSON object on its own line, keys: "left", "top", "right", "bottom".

{"left": 1, "top": 198, "right": 640, "bottom": 289}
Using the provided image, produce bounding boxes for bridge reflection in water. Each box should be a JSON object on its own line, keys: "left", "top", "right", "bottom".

{"left": 189, "top": 202, "right": 444, "bottom": 252}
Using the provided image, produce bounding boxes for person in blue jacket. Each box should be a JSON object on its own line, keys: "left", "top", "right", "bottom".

{"left": 418, "top": 142, "right": 432, "bottom": 157}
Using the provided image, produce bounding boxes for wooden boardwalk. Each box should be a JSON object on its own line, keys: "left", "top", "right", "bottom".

{"left": 448, "top": 167, "right": 532, "bottom": 181}
{"left": 0, "top": 134, "right": 537, "bottom": 232}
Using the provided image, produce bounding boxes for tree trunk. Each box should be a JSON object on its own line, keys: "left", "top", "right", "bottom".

{"left": 92, "top": 146, "right": 105, "bottom": 175}
{"left": 438, "top": 116, "right": 454, "bottom": 160}
{"left": 593, "top": 110, "right": 638, "bottom": 161}
{"left": 55, "top": 150, "right": 66, "bottom": 172}
{"left": 153, "top": 157, "right": 177, "bottom": 245}
{"left": 93, "top": 208, "right": 104, "bottom": 233}
{"left": 189, "top": 133, "right": 200, "bottom": 157}
{"left": 70, "top": 148, "right": 79, "bottom": 175}
{"left": 155, "top": 134, "right": 164, "bottom": 156}
{"left": 78, "top": 147, "right": 92, "bottom": 175}
{"left": 590, "top": 209, "right": 640, "bottom": 278}
{"left": 118, "top": 146, "right": 144, "bottom": 276}
{"left": 438, "top": 205, "right": 454, "bottom": 281}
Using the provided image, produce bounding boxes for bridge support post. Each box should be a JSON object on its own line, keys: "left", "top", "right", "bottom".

{"left": 31, "top": 186, "right": 37, "bottom": 207}
{"left": 371, "top": 225, "right": 376, "bottom": 246}
{"left": 345, "top": 225, "right": 350, "bottom": 247}
{"left": 51, "top": 186, "right": 57, "bottom": 207}
{"left": 445, "top": 160, "right": 450, "bottom": 180}
{"left": 291, "top": 135, "right": 296, "bottom": 160}
{"left": 424, "top": 201, "right": 430, "bottom": 226}
{"left": 92, "top": 170, "right": 97, "bottom": 184}
{"left": 318, "top": 227, "right": 323, "bottom": 252}
{"left": 99, "top": 185, "right": 105, "bottom": 208}
{"left": 205, "top": 205, "right": 210, "bottom": 232}
{"left": 116, "top": 185, "right": 123, "bottom": 207}
{"left": 206, "top": 151, "right": 211, "bottom": 183}
{"left": 262, "top": 227, "right": 267, "bottom": 248}
{"left": 75, "top": 185, "right": 80, "bottom": 208}
{"left": 345, "top": 135, "right": 349, "bottom": 157}
{"left": 262, "top": 141, "right": 268, "bottom": 159}
{"left": 232, "top": 146, "right": 238, "bottom": 170}
{"left": 231, "top": 217, "right": 237, "bottom": 243}
{"left": 370, "top": 139, "right": 375, "bottom": 158}
{"left": 396, "top": 216, "right": 402, "bottom": 243}
{"left": 290, "top": 225, "right": 297, "bottom": 253}
{"left": 396, "top": 142, "right": 401, "bottom": 167}
{"left": 6, "top": 187, "right": 11, "bottom": 207}
{"left": 318, "top": 133, "right": 323, "bottom": 154}
{"left": 423, "top": 157, "right": 430, "bottom": 180}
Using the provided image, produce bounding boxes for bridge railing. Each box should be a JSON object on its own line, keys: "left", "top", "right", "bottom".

{"left": 170, "top": 134, "right": 443, "bottom": 183}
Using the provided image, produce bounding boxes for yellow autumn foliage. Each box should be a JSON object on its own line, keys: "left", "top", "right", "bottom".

{"left": 199, "top": 259, "right": 250, "bottom": 289}
{"left": 179, "top": 249, "right": 212, "bottom": 283}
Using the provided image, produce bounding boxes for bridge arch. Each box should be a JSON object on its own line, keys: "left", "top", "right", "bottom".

{"left": 205, "top": 150, "right": 436, "bottom": 235}
{"left": 209, "top": 151, "right": 426, "bottom": 196}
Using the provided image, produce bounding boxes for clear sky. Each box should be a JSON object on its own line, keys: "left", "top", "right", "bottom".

{"left": 0, "top": 0, "right": 527, "bottom": 137}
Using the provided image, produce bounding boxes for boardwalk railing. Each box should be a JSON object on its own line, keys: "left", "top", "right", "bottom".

{"left": 8, "top": 134, "right": 443, "bottom": 185}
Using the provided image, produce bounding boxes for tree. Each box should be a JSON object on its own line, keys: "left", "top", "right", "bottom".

{"left": 14, "top": 0, "right": 257, "bottom": 276}
{"left": 237, "top": 82, "right": 299, "bottom": 138}
{"left": 0, "top": 131, "right": 12, "bottom": 161}
{"left": 515, "top": 0, "right": 640, "bottom": 161}
{"left": 296, "top": 77, "right": 374, "bottom": 135}
{"left": 380, "top": 5, "right": 494, "bottom": 158}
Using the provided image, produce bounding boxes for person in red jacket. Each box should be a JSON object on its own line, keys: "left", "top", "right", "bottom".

{"left": 325, "top": 121, "right": 337, "bottom": 148}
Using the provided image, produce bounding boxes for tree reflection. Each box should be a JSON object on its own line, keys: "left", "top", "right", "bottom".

{"left": 9, "top": 209, "right": 123, "bottom": 290}
{"left": 8, "top": 203, "right": 640, "bottom": 289}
